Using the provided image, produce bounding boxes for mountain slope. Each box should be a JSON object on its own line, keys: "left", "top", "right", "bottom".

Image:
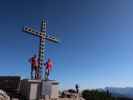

{"left": 105, "top": 87, "right": 133, "bottom": 98}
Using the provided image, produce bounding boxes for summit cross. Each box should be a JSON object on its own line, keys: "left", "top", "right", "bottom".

{"left": 23, "top": 19, "right": 59, "bottom": 79}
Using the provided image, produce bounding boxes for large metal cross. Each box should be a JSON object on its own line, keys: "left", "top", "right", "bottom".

{"left": 23, "top": 19, "right": 59, "bottom": 79}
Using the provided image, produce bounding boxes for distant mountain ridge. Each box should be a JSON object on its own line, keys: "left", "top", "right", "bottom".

{"left": 104, "top": 87, "right": 133, "bottom": 98}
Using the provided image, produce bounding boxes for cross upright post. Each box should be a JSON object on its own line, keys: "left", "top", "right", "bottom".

{"left": 38, "top": 19, "right": 46, "bottom": 79}
{"left": 23, "top": 19, "right": 59, "bottom": 80}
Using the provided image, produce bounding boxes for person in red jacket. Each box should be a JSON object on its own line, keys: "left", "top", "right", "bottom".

{"left": 44, "top": 58, "right": 53, "bottom": 80}
{"left": 29, "top": 54, "right": 39, "bottom": 79}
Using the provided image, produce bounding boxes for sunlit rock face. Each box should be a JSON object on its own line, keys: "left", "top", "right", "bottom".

{"left": 0, "top": 89, "right": 10, "bottom": 100}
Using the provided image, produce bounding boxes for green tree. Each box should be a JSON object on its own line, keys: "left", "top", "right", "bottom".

{"left": 81, "top": 89, "right": 115, "bottom": 100}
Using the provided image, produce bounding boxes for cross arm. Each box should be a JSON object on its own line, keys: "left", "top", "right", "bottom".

{"left": 23, "top": 27, "right": 40, "bottom": 37}
{"left": 45, "top": 35, "right": 59, "bottom": 43}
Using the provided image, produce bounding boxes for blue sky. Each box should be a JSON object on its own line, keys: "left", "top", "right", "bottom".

{"left": 1, "top": 0, "right": 133, "bottom": 89}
